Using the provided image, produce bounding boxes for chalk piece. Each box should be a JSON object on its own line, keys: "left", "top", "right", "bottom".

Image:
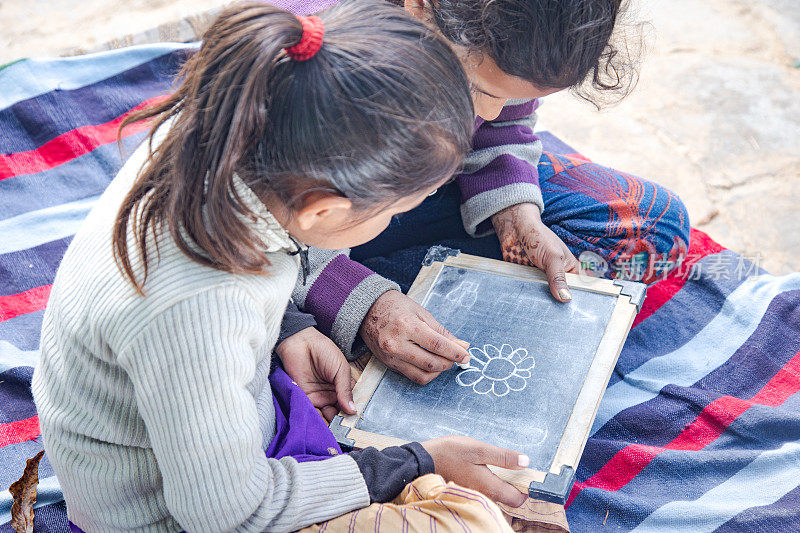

{"left": 455, "top": 339, "right": 471, "bottom": 369}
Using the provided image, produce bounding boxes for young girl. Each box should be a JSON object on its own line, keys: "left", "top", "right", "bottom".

{"left": 31, "top": 1, "right": 530, "bottom": 531}
{"left": 277, "top": 0, "right": 691, "bottom": 396}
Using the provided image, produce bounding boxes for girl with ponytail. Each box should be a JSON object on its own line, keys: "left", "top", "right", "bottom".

{"left": 32, "top": 1, "right": 529, "bottom": 531}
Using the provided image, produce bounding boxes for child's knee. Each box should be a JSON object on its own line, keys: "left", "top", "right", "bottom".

{"left": 650, "top": 187, "right": 691, "bottom": 253}
{"left": 638, "top": 187, "right": 691, "bottom": 280}
{"left": 609, "top": 193, "right": 690, "bottom": 282}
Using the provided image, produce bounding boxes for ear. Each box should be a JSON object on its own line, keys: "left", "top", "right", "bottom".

{"left": 294, "top": 192, "right": 353, "bottom": 231}
{"left": 404, "top": 0, "right": 428, "bottom": 22}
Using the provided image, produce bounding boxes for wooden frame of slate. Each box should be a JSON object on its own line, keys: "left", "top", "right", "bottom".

{"left": 330, "top": 249, "right": 646, "bottom": 505}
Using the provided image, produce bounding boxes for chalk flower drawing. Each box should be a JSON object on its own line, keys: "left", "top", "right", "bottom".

{"left": 456, "top": 344, "right": 534, "bottom": 397}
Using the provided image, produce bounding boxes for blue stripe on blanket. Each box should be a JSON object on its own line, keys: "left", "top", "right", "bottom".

{"left": 594, "top": 289, "right": 800, "bottom": 448}
{"left": 574, "top": 283, "right": 800, "bottom": 489}
{"left": 717, "top": 483, "right": 800, "bottom": 531}
{"left": 633, "top": 440, "right": 800, "bottom": 532}
{"left": 609, "top": 251, "right": 758, "bottom": 387}
{"left": 0, "top": 367, "right": 36, "bottom": 423}
{"left": 572, "top": 394, "right": 800, "bottom": 531}
{"left": 0, "top": 440, "right": 56, "bottom": 488}
{"left": 0, "top": 43, "right": 196, "bottom": 111}
{"left": 0, "top": 342, "right": 39, "bottom": 373}
{"left": 0, "top": 52, "right": 183, "bottom": 152}
{"left": 0, "top": 238, "right": 71, "bottom": 297}
{"left": 0, "top": 311, "right": 44, "bottom": 350}
{"left": 591, "top": 274, "right": 800, "bottom": 433}
{"left": 0, "top": 195, "right": 99, "bottom": 255}
{"left": 0, "top": 135, "right": 144, "bottom": 219}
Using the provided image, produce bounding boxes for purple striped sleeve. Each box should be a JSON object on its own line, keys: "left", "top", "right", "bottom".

{"left": 300, "top": 254, "right": 400, "bottom": 358}
{"left": 493, "top": 98, "right": 539, "bottom": 122}
{"left": 304, "top": 254, "right": 373, "bottom": 336}
{"left": 457, "top": 99, "right": 544, "bottom": 236}
{"left": 470, "top": 123, "right": 539, "bottom": 150}
{"left": 458, "top": 154, "right": 540, "bottom": 201}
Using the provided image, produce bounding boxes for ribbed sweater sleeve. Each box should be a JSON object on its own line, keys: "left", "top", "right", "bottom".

{"left": 291, "top": 247, "right": 399, "bottom": 360}
{"left": 350, "top": 443, "right": 435, "bottom": 503}
{"left": 118, "top": 285, "right": 370, "bottom": 532}
{"left": 458, "top": 98, "right": 545, "bottom": 237}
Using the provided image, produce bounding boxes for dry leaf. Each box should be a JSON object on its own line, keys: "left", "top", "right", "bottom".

{"left": 9, "top": 450, "right": 45, "bottom": 533}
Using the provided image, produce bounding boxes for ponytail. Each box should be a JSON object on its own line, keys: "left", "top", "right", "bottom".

{"left": 114, "top": 0, "right": 473, "bottom": 293}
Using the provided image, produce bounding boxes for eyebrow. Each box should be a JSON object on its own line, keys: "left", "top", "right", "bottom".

{"left": 471, "top": 83, "right": 501, "bottom": 99}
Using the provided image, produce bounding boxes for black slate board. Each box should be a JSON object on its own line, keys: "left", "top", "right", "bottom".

{"left": 356, "top": 265, "right": 617, "bottom": 471}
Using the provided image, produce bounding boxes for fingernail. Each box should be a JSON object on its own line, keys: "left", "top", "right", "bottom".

{"left": 558, "top": 288, "right": 572, "bottom": 302}
{"left": 518, "top": 454, "right": 530, "bottom": 468}
{"left": 348, "top": 401, "right": 356, "bottom": 412}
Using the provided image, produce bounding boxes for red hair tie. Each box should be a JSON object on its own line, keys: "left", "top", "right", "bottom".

{"left": 285, "top": 16, "right": 325, "bottom": 61}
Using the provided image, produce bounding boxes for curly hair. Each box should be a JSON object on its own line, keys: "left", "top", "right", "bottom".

{"left": 419, "top": 0, "right": 640, "bottom": 106}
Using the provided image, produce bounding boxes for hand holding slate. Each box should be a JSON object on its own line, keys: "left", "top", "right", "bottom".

{"left": 360, "top": 290, "right": 471, "bottom": 385}
{"left": 421, "top": 436, "right": 529, "bottom": 507}
{"left": 492, "top": 202, "right": 580, "bottom": 302}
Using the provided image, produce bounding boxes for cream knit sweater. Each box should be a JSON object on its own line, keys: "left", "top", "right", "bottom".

{"left": 31, "top": 126, "right": 370, "bottom": 532}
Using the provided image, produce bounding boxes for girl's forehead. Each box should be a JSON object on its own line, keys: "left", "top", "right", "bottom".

{"left": 458, "top": 48, "right": 561, "bottom": 101}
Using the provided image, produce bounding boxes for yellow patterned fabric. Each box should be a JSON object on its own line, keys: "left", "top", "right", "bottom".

{"left": 298, "top": 474, "right": 513, "bottom": 532}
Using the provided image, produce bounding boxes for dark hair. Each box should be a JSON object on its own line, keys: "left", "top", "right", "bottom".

{"left": 114, "top": 0, "right": 473, "bottom": 292}
{"left": 422, "top": 0, "right": 638, "bottom": 105}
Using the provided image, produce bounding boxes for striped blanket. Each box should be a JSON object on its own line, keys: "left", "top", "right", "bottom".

{"left": 1, "top": 44, "right": 798, "bottom": 532}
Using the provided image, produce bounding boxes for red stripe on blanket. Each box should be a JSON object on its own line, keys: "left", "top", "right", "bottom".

{"left": 0, "top": 95, "right": 169, "bottom": 181}
{"left": 566, "top": 348, "right": 800, "bottom": 506}
{"left": 0, "top": 415, "right": 40, "bottom": 447}
{"left": 0, "top": 284, "right": 52, "bottom": 322}
{"left": 632, "top": 229, "right": 726, "bottom": 328}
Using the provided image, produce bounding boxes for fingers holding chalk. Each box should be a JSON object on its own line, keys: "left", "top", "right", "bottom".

{"left": 454, "top": 339, "right": 471, "bottom": 369}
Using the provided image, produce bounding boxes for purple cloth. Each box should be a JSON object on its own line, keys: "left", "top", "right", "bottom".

{"left": 265, "top": 366, "right": 343, "bottom": 461}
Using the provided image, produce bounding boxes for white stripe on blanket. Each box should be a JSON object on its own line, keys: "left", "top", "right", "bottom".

{"left": 0, "top": 341, "right": 39, "bottom": 372}
{"left": 0, "top": 195, "right": 98, "bottom": 255}
{"left": 592, "top": 273, "right": 800, "bottom": 433}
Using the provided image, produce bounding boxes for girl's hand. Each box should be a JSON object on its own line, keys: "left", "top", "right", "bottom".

{"left": 421, "top": 436, "right": 529, "bottom": 507}
{"left": 359, "top": 291, "right": 470, "bottom": 385}
{"left": 275, "top": 327, "right": 356, "bottom": 421}
{"left": 492, "top": 203, "right": 580, "bottom": 302}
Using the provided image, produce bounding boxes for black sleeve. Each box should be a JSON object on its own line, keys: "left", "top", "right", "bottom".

{"left": 349, "top": 442, "right": 435, "bottom": 503}
{"left": 276, "top": 301, "right": 317, "bottom": 346}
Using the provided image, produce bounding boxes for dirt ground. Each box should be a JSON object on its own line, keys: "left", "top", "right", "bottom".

{"left": 538, "top": 0, "right": 800, "bottom": 275}
{"left": 1, "top": 0, "right": 798, "bottom": 274}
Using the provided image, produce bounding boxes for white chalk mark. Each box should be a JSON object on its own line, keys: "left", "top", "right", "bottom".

{"left": 456, "top": 343, "right": 535, "bottom": 398}
{"left": 445, "top": 281, "right": 479, "bottom": 309}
